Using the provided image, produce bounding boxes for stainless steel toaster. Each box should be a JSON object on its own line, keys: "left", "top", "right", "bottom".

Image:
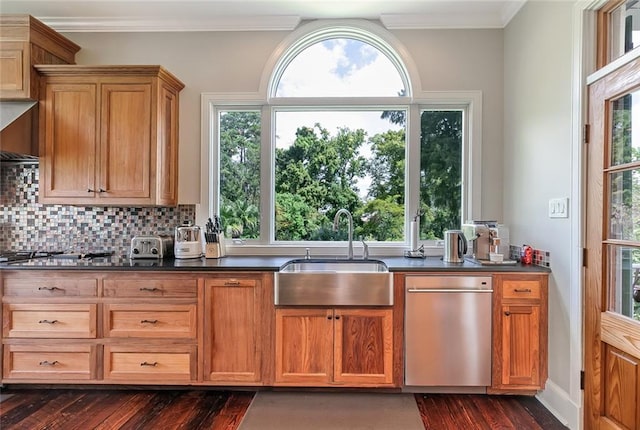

{"left": 130, "top": 235, "right": 174, "bottom": 259}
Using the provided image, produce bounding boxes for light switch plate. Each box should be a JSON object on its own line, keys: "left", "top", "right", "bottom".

{"left": 549, "top": 198, "right": 569, "bottom": 218}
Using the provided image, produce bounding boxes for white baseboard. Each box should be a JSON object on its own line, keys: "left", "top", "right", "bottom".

{"left": 536, "top": 379, "right": 582, "bottom": 430}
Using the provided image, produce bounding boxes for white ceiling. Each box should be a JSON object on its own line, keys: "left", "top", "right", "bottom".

{"left": 0, "top": 0, "right": 529, "bottom": 32}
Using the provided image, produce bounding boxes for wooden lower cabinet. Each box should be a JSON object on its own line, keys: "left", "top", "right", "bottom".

{"left": 3, "top": 343, "right": 97, "bottom": 380}
{"left": 103, "top": 344, "right": 196, "bottom": 382}
{"left": 274, "top": 307, "right": 394, "bottom": 387}
{"left": 490, "top": 273, "right": 548, "bottom": 393}
{"left": 203, "top": 274, "right": 272, "bottom": 385}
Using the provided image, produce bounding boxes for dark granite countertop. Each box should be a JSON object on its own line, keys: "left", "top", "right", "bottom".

{"left": 0, "top": 254, "right": 551, "bottom": 273}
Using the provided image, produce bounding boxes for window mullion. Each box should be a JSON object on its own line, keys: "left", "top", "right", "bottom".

{"left": 406, "top": 105, "right": 422, "bottom": 244}
{"left": 261, "top": 105, "right": 273, "bottom": 244}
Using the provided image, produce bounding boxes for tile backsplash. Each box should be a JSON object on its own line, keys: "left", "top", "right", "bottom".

{"left": 0, "top": 164, "right": 195, "bottom": 255}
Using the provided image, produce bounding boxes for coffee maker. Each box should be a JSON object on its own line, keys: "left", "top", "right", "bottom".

{"left": 461, "top": 223, "right": 491, "bottom": 260}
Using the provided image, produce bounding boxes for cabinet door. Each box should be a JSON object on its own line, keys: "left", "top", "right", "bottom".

{"left": 275, "top": 308, "right": 333, "bottom": 385}
{"left": 99, "top": 83, "right": 152, "bottom": 200}
{"left": 41, "top": 83, "right": 97, "bottom": 199}
{"left": 333, "top": 308, "right": 393, "bottom": 385}
{"left": 0, "top": 42, "right": 27, "bottom": 97}
{"left": 205, "top": 278, "right": 262, "bottom": 383}
{"left": 157, "top": 84, "right": 179, "bottom": 206}
{"left": 500, "top": 304, "right": 541, "bottom": 387}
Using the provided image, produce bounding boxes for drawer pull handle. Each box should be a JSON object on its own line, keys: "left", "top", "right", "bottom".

{"left": 514, "top": 288, "right": 532, "bottom": 293}
{"left": 224, "top": 280, "right": 241, "bottom": 286}
{"left": 39, "top": 360, "right": 59, "bottom": 366}
{"left": 140, "top": 361, "right": 158, "bottom": 367}
{"left": 38, "top": 286, "right": 62, "bottom": 292}
{"left": 141, "top": 319, "right": 158, "bottom": 324}
{"left": 140, "top": 287, "right": 161, "bottom": 292}
{"left": 38, "top": 319, "right": 58, "bottom": 324}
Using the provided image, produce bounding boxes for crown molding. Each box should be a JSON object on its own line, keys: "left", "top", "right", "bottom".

{"left": 39, "top": 15, "right": 301, "bottom": 32}
{"left": 381, "top": 1, "right": 527, "bottom": 30}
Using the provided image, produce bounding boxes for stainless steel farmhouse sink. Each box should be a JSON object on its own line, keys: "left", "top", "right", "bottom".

{"left": 274, "top": 258, "right": 393, "bottom": 306}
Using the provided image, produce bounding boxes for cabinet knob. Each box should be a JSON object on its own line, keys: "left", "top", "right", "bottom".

{"left": 504, "top": 311, "right": 511, "bottom": 316}
{"left": 327, "top": 316, "right": 332, "bottom": 320}
{"left": 87, "top": 188, "right": 95, "bottom": 193}
{"left": 335, "top": 315, "right": 340, "bottom": 320}
{"left": 98, "top": 188, "right": 106, "bottom": 193}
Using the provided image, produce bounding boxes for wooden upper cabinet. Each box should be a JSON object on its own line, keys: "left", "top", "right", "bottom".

{"left": 0, "top": 15, "right": 80, "bottom": 100}
{"left": 35, "top": 66, "right": 185, "bottom": 206}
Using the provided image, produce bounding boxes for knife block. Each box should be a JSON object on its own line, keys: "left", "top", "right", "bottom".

{"left": 205, "top": 233, "right": 226, "bottom": 259}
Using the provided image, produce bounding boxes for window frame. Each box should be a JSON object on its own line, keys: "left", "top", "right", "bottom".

{"left": 201, "top": 91, "right": 482, "bottom": 255}
{"left": 200, "top": 20, "right": 482, "bottom": 256}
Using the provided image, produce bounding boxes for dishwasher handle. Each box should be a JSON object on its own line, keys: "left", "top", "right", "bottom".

{"left": 407, "top": 288, "right": 493, "bottom": 293}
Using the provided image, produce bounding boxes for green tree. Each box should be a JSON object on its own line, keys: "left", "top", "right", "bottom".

{"left": 275, "top": 124, "right": 368, "bottom": 240}
{"left": 381, "top": 108, "right": 462, "bottom": 239}
{"left": 219, "top": 111, "right": 261, "bottom": 238}
{"left": 356, "top": 197, "right": 404, "bottom": 241}
{"left": 419, "top": 111, "right": 463, "bottom": 239}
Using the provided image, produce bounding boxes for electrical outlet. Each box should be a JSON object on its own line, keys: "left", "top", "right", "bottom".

{"left": 549, "top": 198, "right": 569, "bottom": 218}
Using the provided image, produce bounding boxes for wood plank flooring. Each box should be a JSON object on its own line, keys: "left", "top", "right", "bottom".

{"left": 0, "top": 389, "right": 567, "bottom": 429}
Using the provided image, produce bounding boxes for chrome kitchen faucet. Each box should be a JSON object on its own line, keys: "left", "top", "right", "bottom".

{"left": 333, "top": 208, "right": 354, "bottom": 259}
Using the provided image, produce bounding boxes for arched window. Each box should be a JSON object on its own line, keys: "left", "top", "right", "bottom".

{"left": 273, "top": 35, "right": 408, "bottom": 97}
{"left": 203, "top": 20, "right": 480, "bottom": 254}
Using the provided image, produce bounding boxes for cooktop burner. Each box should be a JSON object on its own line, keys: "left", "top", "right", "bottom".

{"left": 0, "top": 251, "right": 64, "bottom": 263}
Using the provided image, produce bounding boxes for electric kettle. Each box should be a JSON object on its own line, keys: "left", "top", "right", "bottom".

{"left": 174, "top": 221, "right": 203, "bottom": 259}
{"left": 443, "top": 230, "right": 467, "bottom": 263}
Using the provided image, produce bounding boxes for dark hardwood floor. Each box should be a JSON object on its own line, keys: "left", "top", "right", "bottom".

{"left": 0, "top": 389, "right": 567, "bottom": 429}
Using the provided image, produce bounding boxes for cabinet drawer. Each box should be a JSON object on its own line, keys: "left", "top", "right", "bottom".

{"left": 3, "top": 277, "right": 98, "bottom": 297}
{"left": 104, "top": 304, "right": 196, "bottom": 338}
{"left": 3, "top": 344, "right": 95, "bottom": 380}
{"left": 2, "top": 304, "right": 97, "bottom": 338}
{"left": 205, "top": 278, "right": 257, "bottom": 288}
{"left": 104, "top": 345, "right": 196, "bottom": 381}
{"left": 501, "top": 280, "right": 541, "bottom": 300}
{"left": 103, "top": 278, "right": 197, "bottom": 298}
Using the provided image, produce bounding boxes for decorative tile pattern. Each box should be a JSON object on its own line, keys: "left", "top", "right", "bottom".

{"left": 0, "top": 164, "right": 195, "bottom": 255}
{"left": 509, "top": 245, "right": 551, "bottom": 268}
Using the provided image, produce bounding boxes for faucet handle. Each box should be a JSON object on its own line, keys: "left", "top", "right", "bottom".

{"left": 360, "top": 237, "right": 369, "bottom": 260}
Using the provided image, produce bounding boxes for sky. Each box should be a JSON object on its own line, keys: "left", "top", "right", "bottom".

{"left": 274, "top": 38, "right": 405, "bottom": 149}
{"left": 273, "top": 38, "right": 407, "bottom": 198}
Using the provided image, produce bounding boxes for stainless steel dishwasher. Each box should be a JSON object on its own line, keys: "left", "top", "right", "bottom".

{"left": 404, "top": 275, "right": 492, "bottom": 388}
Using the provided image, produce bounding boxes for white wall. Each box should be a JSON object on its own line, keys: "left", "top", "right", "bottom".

{"left": 504, "top": 1, "right": 580, "bottom": 428}
{"left": 67, "top": 24, "right": 505, "bottom": 219}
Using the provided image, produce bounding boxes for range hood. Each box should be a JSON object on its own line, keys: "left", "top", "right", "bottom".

{"left": 0, "top": 100, "right": 39, "bottom": 163}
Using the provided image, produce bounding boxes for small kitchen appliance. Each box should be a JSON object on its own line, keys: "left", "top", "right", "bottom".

{"left": 174, "top": 221, "right": 203, "bottom": 259}
{"left": 462, "top": 222, "right": 516, "bottom": 265}
{"left": 443, "top": 230, "right": 467, "bottom": 263}
{"left": 130, "top": 235, "right": 174, "bottom": 259}
{"left": 461, "top": 223, "right": 492, "bottom": 260}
